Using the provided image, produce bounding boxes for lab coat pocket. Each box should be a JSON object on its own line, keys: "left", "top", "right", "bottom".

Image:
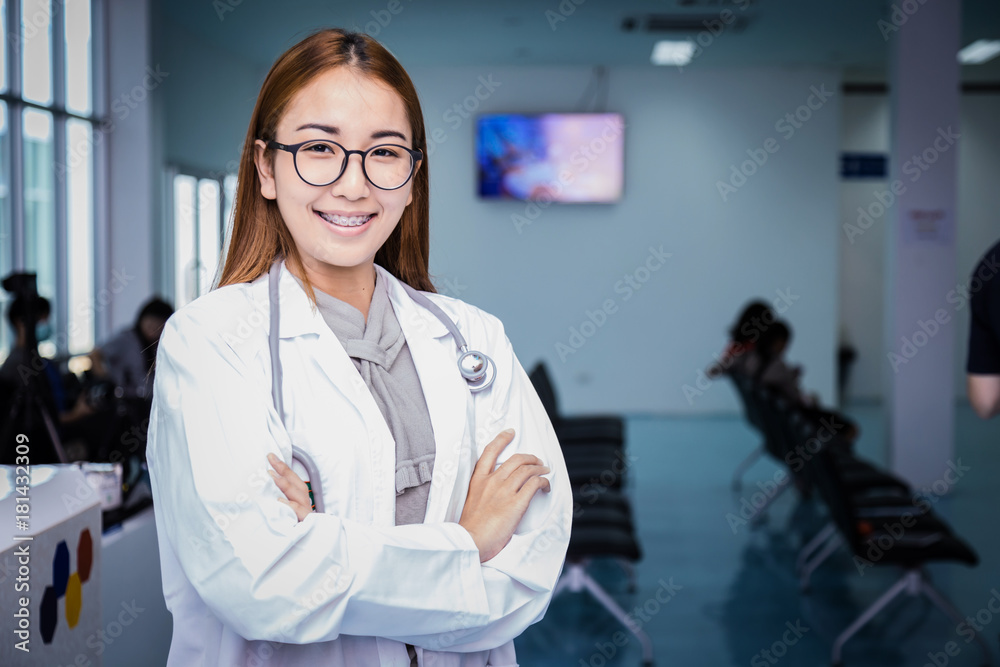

{"left": 286, "top": 426, "right": 356, "bottom": 519}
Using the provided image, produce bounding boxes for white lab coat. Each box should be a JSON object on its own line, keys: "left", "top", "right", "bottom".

{"left": 146, "top": 259, "right": 572, "bottom": 667}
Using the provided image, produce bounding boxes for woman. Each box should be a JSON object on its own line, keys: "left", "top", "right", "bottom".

{"left": 147, "top": 29, "right": 571, "bottom": 667}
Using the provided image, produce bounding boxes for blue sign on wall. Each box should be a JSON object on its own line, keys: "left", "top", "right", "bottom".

{"left": 840, "top": 153, "right": 887, "bottom": 179}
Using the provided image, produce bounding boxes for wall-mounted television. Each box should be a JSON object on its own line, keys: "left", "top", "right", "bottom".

{"left": 476, "top": 113, "right": 624, "bottom": 203}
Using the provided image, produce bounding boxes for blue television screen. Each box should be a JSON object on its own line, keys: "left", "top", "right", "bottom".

{"left": 476, "top": 113, "right": 624, "bottom": 203}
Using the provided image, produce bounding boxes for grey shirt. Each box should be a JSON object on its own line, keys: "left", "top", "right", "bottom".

{"left": 301, "top": 272, "right": 437, "bottom": 526}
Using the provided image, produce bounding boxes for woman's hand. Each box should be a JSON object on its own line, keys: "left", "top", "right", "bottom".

{"left": 267, "top": 453, "right": 313, "bottom": 522}
{"left": 459, "top": 429, "right": 551, "bottom": 563}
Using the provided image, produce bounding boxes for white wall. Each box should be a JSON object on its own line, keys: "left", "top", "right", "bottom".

{"left": 838, "top": 92, "right": 1000, "bottom": 403}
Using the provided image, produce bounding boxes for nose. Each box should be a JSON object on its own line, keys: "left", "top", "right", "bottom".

{"left": 330, "top": 152, "right": 370, "bottom": 200}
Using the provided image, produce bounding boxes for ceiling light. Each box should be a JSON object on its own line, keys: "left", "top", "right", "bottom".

{"left": 651, "top": 40, "right": 695, "bottom": 66}
{"left": 958, "top": 40, "right": 1000, "bottom": 65}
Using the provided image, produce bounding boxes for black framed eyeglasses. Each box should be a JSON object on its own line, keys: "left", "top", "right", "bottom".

{"left": 267, "top": 139, "right": 423, "bottom": 190}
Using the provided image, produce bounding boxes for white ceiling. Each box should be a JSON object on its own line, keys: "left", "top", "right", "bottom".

{"left": 156, "top": 0, "right": 1000, "bottom": 82}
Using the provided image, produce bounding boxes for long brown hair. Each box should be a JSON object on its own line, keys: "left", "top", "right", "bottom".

{"left": 217, "top": 28, "right": 434, "bottom": 301}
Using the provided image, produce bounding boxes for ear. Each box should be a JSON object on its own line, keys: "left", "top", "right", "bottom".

{"left": 254, "top": 139, "right": 277, "bottom": 200}
{"left": 405, "top": 157, "right": 421, "bottom": 207}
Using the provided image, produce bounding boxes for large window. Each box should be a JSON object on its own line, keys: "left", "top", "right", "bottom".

{"left": 168, "top": 169, "right": 235, "bottom": 308}
{"left": 1, "top": 0, "right": 99, "bottom": 359}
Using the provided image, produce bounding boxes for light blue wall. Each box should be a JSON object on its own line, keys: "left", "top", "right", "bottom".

{"left": 157, "top": 17, "right": 264, "bottom": 173}
{"left": 152, "top": 18, "right": 844, "bottom": 415}
{"left": 409, "top": 65, "right": 841, "bottom": 415}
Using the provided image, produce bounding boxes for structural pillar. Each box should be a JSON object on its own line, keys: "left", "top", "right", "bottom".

{"left": 884, "top": 1, "right": 961, "bottom": 487}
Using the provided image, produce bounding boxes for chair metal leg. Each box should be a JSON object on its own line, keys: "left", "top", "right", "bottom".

{"left": 796, "top": 522, "right": 836, "bottom": 573}
{"left": 831, "top": 570, "right": 915, "bottom": 665}
{"left": 799, "top": 533, "right": 842, "bottom": 593}
{"left": 580, "top": 569, "right": 655, "bottom": 666}
{"left": 919, "top": 573, "right": 995, "bottom": 667}
{"left": 749, "top": 475, "right": 792, "bottom": 527}
{"left": 732, "top": 445, "right": 764, "bottom": 491}
{"left": 555, "top": 562, "right": 654, "bottom": 665}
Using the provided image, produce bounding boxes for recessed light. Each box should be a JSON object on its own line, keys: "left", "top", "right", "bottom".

{"left": 958, "top": 39, "right": 1000, "bottom": 65}
{"left": 651, "top": 40, "right": 695, "bottom": 66}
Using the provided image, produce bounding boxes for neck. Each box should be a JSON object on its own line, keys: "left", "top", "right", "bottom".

{"left": 292, "top": 257, "right": 377, "bottom": 323}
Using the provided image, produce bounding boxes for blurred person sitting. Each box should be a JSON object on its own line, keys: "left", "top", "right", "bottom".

{"left": 0, "top": 296, "right": 93, "bottom": 424}
{"left": 707, "top": 300, "right": 777, "bottom": 379}
{"left": 90, "top": 296, "right": 174, "bottom": 400}
{"left": 0, "top": 296, "right": 99, "bottom": 461}
{"left": 758, "top": 319, "right": 859, "bottom": 441}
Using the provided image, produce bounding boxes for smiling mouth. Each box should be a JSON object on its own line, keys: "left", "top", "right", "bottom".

{"left": 316, "top": 211, "right": 375, "bottom": 227}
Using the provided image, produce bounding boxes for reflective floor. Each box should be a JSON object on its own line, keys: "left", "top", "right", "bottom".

{"left": 516, "top": 403, "right": 1000, "bottom": 666}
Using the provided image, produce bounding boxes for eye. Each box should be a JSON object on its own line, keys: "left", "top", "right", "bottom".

{"left": 304, "top": 142, "right": 336, "bottom": 154}
{"left": 370, "top": 146, "right": 401, "bottom": 158}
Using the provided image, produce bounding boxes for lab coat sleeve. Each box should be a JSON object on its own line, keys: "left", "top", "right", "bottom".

{"left": 147, "top": 303, "right": 494, "bottom": 644}
{"left": 388, "top": 312, "right": 573, "bottom": 652}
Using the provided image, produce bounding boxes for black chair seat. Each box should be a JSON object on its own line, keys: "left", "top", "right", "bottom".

{"left": 855, "top": 530, "right": 978, "bottom": 567}
{"left": 556, "top": 417, "right": 625, "bottom": 444}
{"left": 568, "top": 525, "right": 642, "bottom": 561}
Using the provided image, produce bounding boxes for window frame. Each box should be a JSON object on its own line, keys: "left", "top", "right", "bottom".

{"left": 1, "top": 0, "right": 106, "bottom": 357}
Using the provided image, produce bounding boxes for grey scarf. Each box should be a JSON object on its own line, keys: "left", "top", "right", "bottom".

{"left": 303, "top": 272, "right": 436, "bottom": 499}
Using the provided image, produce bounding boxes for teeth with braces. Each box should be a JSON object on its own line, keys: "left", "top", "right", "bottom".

{"left": 319, "top": 212, "right": 372, "bottom": 227}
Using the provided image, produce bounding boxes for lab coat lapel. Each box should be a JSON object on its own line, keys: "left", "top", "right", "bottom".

{"left": 378, "top": 265, "right": 471, "bottom": 524}
{"left": 272, "top": 261, "right": 397, "bottom": 523}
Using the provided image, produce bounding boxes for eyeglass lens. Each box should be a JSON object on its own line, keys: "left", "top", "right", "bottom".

{"left": 295, "top": 141, "right": 414, "bottom": 189}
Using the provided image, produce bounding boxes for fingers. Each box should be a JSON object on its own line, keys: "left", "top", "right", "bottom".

{"left": 473, "top": 428, "right": 516, "bottom": 477}
{"left": 277, "top": 497, "right": 312, "bottom": 522}
{"left": 516, "top": 474, "right": 551, "bottom": 499}
{"left": 496, "top": 452, "right": 544, "bottom": 478}
{"left": 504, "top": 463, "right": 550, "bottom": 493}
{"left": 267, "top": 453, "right": 313, "bottom": 518}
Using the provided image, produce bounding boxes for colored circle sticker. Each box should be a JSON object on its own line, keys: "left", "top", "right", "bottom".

{"left": 65, "top": 573, "right": 83, "bottom": 628}
{"left": 52, "top": 541, "right": 70, "bottom": 597}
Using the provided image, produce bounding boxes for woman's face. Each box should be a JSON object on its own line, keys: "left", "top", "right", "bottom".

{"left": 254, "top": 66, "right": 418, "bottom": 279}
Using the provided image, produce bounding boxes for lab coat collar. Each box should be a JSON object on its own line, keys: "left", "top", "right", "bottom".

{"left": 264, "top": 259, "right": 450, "bottom": 341}
{"left": 375, "top": 264, "right": 451, "bottom": 341}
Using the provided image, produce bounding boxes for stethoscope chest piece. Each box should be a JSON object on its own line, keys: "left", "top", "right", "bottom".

{"left": 459, "top": 349, "right": 496, "bottom": 392}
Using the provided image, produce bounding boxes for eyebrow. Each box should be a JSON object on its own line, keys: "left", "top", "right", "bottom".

{"left": 294, "top": 123, "right": 408, "bottom": 142}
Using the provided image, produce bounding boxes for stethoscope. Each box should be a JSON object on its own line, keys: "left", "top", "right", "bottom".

{"left": 267, "top": 259, "right": 495, "bottom": 512}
